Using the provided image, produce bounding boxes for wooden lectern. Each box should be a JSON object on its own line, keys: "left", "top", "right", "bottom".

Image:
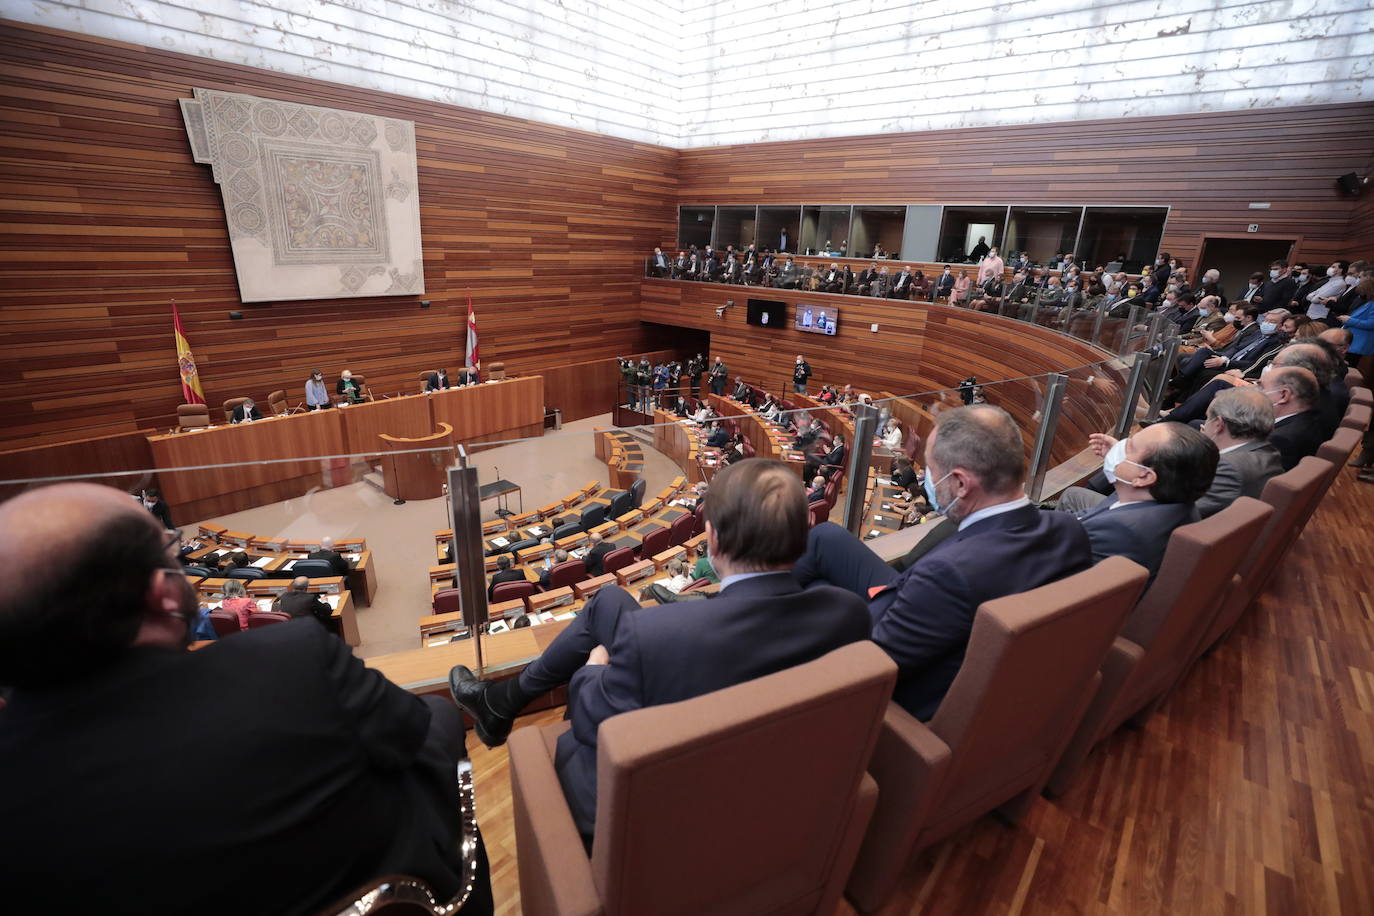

{"left": 379, "top": 422, "right": 453, "bottom": 502}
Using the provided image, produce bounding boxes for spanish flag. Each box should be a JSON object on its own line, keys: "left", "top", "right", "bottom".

{"left": 172, "top": 300, "right": 205, "bottom": 405}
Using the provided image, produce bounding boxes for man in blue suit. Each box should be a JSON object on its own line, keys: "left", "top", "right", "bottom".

{"left": 792, "top": 405, "right": 1093, "bottom": 721}
{"left": 449, "top": 460, "right": 871, "bottom": 840}
{"left": 1071, "top": 421, "right": 1217, "bottom": 582}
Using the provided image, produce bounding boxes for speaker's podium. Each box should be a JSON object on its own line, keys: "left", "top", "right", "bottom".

{"left": 379, "top": 422, "right": 453, "bottom": 503}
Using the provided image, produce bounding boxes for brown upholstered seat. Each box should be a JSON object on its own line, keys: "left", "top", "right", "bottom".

{"left": 492, "top": 580, "right": 537, "bottom": 603}
{"left": 844, "top": 557, "right": 1150, "bottom": 912}
{"left": 545, "top": 558, "right": 589, "bottom": 590}
{"left": 221, "top": 397, "right": 248, "bottom": 424}
{"left": 487, "top": 361, "right": 506, "bottom": 380}
{"left": 600, "top": 546, "right": 635, "bottom": 575}
{"left": 1197, "top": 457, "right": 1330, "bottom": 654}
{"left": 246, "top": 611, "right": 291, "bottom": 629}
{"left": 1045, "top": 497, "right": 1274, "bottom": 796}
{"left": 1348, "top": 385, "right": 1371, "bottom": 409}
{"left": 1315, "top": 428, "right": 1361, "bottom": 488}
{"left": 507, "top": 641, "right": 897, "bottom": 916}
{"left": 176, "top": 402, "right": 211, "bottom": 430}
{"left": 267, "top": 389, "right": 288, "bottom": 416}
{"left": 418, "top": 370, "right": 436, "bottom": 394}
{"left": 208, "top": 608, "right": 240, "bottom": 637}
{"left": 431, "top": 588, "right": 461, "bottom": 615}
{"left": 1339, "top": 403, "right": 1370, "bottom": 432}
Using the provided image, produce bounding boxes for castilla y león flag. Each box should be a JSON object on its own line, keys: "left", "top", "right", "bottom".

{"left": 465, "top": 293, "right": 480, "bottom": 372}
{"left": 172, "top": 300, "right": 205, "bottom": 405}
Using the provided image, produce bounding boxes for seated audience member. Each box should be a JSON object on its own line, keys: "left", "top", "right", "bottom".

{"left": 220, "top": 578, "right": 257, "bottom": 631}
{"left": 690, "top": 542, "right": 718, "bottom": 583}
{"left": 1196, "top": 389, "right": 1285, "bottom": 517}
{"left": 425, "top": 368, "right": 452, "bottom": 391}
{"left": 721, "top": 435, "right": 746, "bottom": 465}
{"left": 448, "top": 460, "right": 870, "bottom": 839}
{"left": 793, "top": 405, "right": 1093, "bottom": 720}
{"left": 230, "top": 398, "right": 263, "bottom": 424}
{"left": 650, "top": 246, "right": 669, "bottom": 277}
{"left": 1070, "top": 423, "right": 1217, "bottom": 581}
{"left": 706, "top": 422, "right": 731, "bottom": 448}
{"left": 689, "top": 401, "right": 712, "bottom": 423}
{"left": 880, "top": 417, "right": 903, "bottom": 450}
{"left": 337, "top": 369, "right": 365, "bottom": 403}
{"left": 1168, "top": 306, "right": 1284, "bottom": 402}
{"left": 304, "top": 369, "right": 332, "bottom": 410}
{"left": 583, "top": 531, "right": 616, "bottom": 577}
{"left": 1164, "top": 335, "right": 1325, "bottom": 426}
{"left": 806, "top": 432, "right": 846, "bottom": 479}
{"left": 1263, "top": 365, "right": 1326, "bottom": 469}
{"left": 538, "top": 549, "right": 571, "bottom": 589}
{"left": 0, "top": 484, "right": 491, "bottom": 915}
{"left": 488, "top": 554, "right": 525, "bottom": 599}
{"left": 684, "top": 481, "right": 709, "bottom": 512}
{"left": 639, "top": 559, "right": 695, "bottom": 604}
{"left": 309, "top": 536, "right": 352, "bottom": 576}
{"left": 457, "top": 366, "right": 479, "bottom": 386}
{"left": 949, "top": 270, "right": 972, "bottom": 304}
{"left": 141, "top": 488, "right": 173, "bottom": 529}
{"left": 274, "top": 576, "right": 334, "bottom": 627}
{"left": 931, "top": 265, "right": 955, "bottom": 301}
{"left": 731, "top": 376, "right": 751, "bottom": 401}
{"left": 807, "top": 475, "right": 828, "bottom": 503}
{"left": 216, "top": 549, "right": 250, "bottom": 575}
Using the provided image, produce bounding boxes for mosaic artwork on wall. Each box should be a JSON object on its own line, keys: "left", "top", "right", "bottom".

{"left": 180, "top": 88, "right": 424, "bottom": 303}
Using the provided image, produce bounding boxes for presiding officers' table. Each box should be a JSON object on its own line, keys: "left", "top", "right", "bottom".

{"left": 149, "top": 376, "right": 544, "bottom": 521}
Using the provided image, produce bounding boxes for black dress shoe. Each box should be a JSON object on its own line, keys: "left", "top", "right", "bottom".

{"left": 448, "top": 665, "right": 514, "bottom": 748}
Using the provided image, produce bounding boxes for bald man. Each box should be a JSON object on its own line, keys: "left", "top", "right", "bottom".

{"left": 308, "top": 534, "right": 351, "bottom": 577}
{"left": 0, "top": 483, "right": 491, "bottom": 915}
{"left": 274, "top": 574, "right": 334, "bottom": 627}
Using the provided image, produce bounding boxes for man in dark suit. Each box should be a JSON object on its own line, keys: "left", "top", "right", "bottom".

{"left": 793, "top": 405, "right": 1093, "bottom": 720}
{"left": 274, "top": 575, "right": 334, "bottom": 626}
{"left": 1071, "top": 422, "right": 1217, "bottom": 581}
{"left": 706, "top": 422, "right": 731, "bottom": 448}
{"left": 1169, "top": 307, "right": 1284, "bottom": 402}
{"left": 1264, "top": 365, "right": 1327, "bottom": 469}
{"left": 777, "top": 256, "right": 799, "bottom": 289}
{"left": 425, "top": 368, "right": 452, "bottom": 392}
{"left": 931, "top": 266, "right": 955, "bottom": 301}
{"left": 230, "top": 398, "right": 263, "bottom": 423}
{"left": 857, "top": 263, "right": 880, "bottom": 295}
{"left": 731, "top": 376, "right": 751, "bottom": 401}
{"left": 1254, "top": 260, "right": 1297, "bottom": 312}
{"left": 582, "top": 531, "right": 616, "bottom": 577}
{"left": 890, "top": 267, "right": 914, "bottom": 299}
{"left": 708, "top": 357, "right": 728, "bottom": 396}
{"left": 807, "top": 475, "right": 828, "bottom": 503}
{"left": 140, "top": 488, "right": 173, "bottom": 529}
{"left": 0, "top": 483, "right": 492, "bottom": 915}
{"left": 792, "top": 354, "right": 812, "bottom": 394}
{"left": 308, "top": 536, "right": 352, "bottom": 576}
{"left": 449, "top": 461, "right": 871, "bottom": 839}
{"left": 487, "top": 554, "right": 525, "bottom": 600}
{"left": 805, "top": 433, "right": 845, "bottom": 479}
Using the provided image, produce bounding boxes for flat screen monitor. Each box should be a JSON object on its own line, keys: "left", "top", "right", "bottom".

{"left": 795, "top": 304, "right": 839, "bottom": 335}
{"left": 747, "top": 298, "right": 787, "bottom": 328}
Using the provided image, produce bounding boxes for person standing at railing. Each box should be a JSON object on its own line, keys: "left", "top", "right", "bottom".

{"left": 793, "top": 354, "right": 812, "bottom": 394}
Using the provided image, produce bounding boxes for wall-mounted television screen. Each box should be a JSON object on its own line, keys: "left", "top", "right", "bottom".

{"left": 747, "top": 298, "right": 787, "bottom": 328}
{"left": 795, "top": 304, "right": 839, "bottom": 335}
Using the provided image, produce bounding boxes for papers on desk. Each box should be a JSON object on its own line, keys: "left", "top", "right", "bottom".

{"left": 250, "top": 556, "right": 273, "bottom": 568}
{"left": 867, "top": 530, "right": 881, "bottom": 539}
{"left": 255, "top": 598, "right": 274, "bottom": 613}
{"left": 345, "top": 553, "right": 361, "bottom": 562}
{"left": 528, "top": 526, "right": 547, "bottom": 537}
{"left": 571, "top": 548, "right": 588, "bottom": 559}
{"left": 491, "top": 536, "right": 510, "bottom": 548}
{"left": 281, "top": 560, "right": 297, "bottom": 571}
{"left": 553, "top": 611, "right": 577, "bottom": 621}
{"left": 875, "top": 478, "right": 892, "bottom": 486}
{"left": 325, "top": 595, "right": 341, "bottom": 609}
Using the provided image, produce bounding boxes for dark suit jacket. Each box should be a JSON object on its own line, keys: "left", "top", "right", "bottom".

{"left": 230, "top": 404, "right": 263, "bottom": 423}
{"left": 276, "top": 589, "right": 334, "bottom": 625}
{"left": 584, "top": 541, "right": 617, "bottom": 577}
{"left": 488, "top": 568, "right": 526, "bottom": 600}
{"left": 870, "top": 505, "right": 1093, "bottom": 720}
{"left": 1318, "top": 381, "right": 1350, "bottom": 439}
{"left": 807, "top": 486, "right": 828, "bottom": 503}
{"left": 1196, "top": 441, "right": 1285, "bottom": 518}
{"left": 145, "top": 499, "right": 173, "bottom": 530}
{"left": 1256, "top": 275, "right": 1297, "bottom": 311}
{"left": 0, "top": 622, "right": 465, "bottom": 914}
{"left": 425, "top": 372, "right": 452, "bottom": 392}
{"left": 1076, "top": 496, "right": 1198, "bottom": 581}
{"left": 309, "top": 547, "right": 351, "bottom": 577}
{"left": 336, "top": 378, "right": 364, "bottom": 400}
{"left": 1269, "top": 409, "right": 1326, "bottom": 470}
{"left": 556, "top": 576, "right": 870, "bottom": 835}
{"left": 707, "top": 427, "right": 730, "bottom": 448}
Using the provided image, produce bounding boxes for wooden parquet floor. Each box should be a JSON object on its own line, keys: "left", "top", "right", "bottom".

{"left": 468, "top": 466, "right": 1374, "bottom": 916}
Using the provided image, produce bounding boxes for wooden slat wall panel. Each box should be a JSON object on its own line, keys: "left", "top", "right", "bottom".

{"left": 0, "top": 21, "right": 677, "bottom": 450}
{"left": 639, "top": 279, "right": 1125, "bottom": 465}
{"left": 674, "top": 103, "right": 1374, "bottom": 268}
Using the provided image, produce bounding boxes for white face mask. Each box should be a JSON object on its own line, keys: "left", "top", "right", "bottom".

{"left": 1269, "top": 269, "right": 1281, "bottom": 279}
{"left": 1223, "top": 312, "right": 1238, "bottom": 323}
{"left": 1260, "top": 320, "right": 1278, "bottom": 335}
{"left": 1102, "top": 438, "right": 1147, "bottom": 485}
{"left": 1328, "top": 266, "right": 1339, "bottom": 277}
{"left": 1198, "top": 307, "right": 1211, "bottom": 317}
{"left": 1346, "top": 275, "right": 1360, "bottom": 287}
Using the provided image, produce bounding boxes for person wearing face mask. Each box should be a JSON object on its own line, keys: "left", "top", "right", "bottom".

{"left": 336, "top": 368, "right": 365, "bottom": 403}
{"left": 1330, "top": 260, "right": 1371, "bottom": 322}
{"left": 790, "top": 406, "right": 1093, "bottom": 720}
{"left": 1179, "top": 295, "right": 1226, "bottom": 350}
{"left": 1068, "top": 423, "right": 1217, "bottom": 582}
{"left": 1299, "top": 261, "right": 1346, "bottom": 319}
{"left": 1262, "top": 365, "right": 1326, "bottom": 469}
{"left": 931, "top": 264, "right": 956, "bottom": 301}
{"left": 139, "top": 487, "right": 173, "bottom": 529}
{"left": 1253, "top": 260, "right": 1297, "bottom": 311}
{"left": 1167, "top": 307, "right": 1287, "bottom": 403}
{"left": 977, "top": 245, "right": 1004, "bottom": 284}
{"left": 303, "top": 368, "right": 331, "bottom": 410}
{"left": 0, "top": 483, "right": 495, "bottom": 915}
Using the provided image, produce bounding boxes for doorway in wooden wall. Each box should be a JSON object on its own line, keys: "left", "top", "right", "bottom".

{"left": 1196, "top": 237, "right": 1296, "bottom": 299}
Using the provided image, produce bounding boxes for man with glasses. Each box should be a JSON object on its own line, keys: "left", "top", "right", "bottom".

{"left": 0, "top": 483, "right": 492, "bottom": 914}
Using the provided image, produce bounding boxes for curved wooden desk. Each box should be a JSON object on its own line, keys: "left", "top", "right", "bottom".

{"left": 380, "top": 422, "right": 453, "bottom": 501}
